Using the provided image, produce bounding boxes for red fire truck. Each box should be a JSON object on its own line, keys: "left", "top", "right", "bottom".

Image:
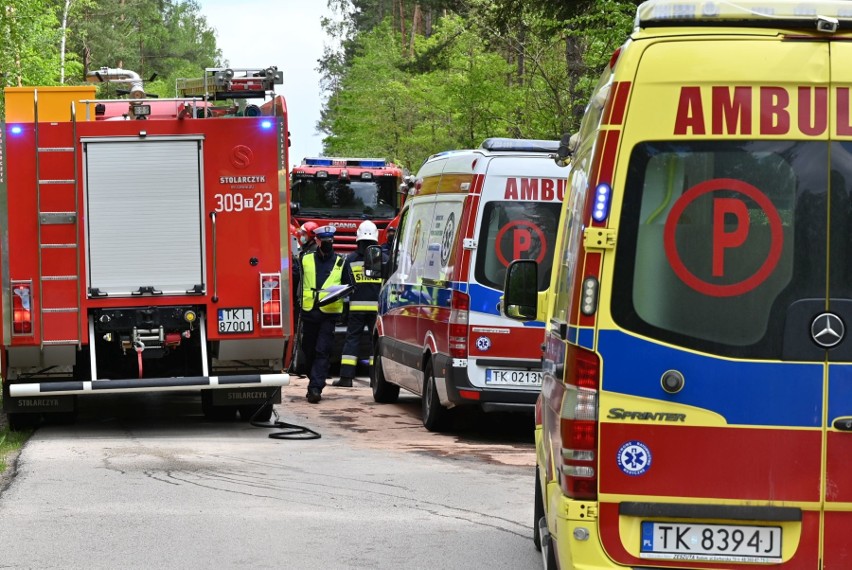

{"left": 290, "top": 157, "right": 406, "bottom": 252}
{"left": 0, "top": 67, "right": 293, "bottom": 429}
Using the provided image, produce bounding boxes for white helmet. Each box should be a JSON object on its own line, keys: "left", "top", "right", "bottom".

{"left": 356, "top": 220, "right": 379, "bottom": 242}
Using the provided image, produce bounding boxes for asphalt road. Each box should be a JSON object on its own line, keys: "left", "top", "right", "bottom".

{"left": 0, "top": 375, "right": 539, "bottom": 569}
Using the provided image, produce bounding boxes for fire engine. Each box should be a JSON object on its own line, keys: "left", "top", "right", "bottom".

{"left": 290, "top": 157, "right": 406, "bottom": 252}
{"left": 0, "top": 66, "right": 293, "bottom": 429}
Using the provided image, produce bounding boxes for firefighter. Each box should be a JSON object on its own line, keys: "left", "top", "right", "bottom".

{"left": 296, "top": 221, "right": 319, "bottom": 258}
{"left": 381, "top": 224, "right": 396, "bottom": 257}
{"left": 296, "top": 225, "right": 354, "bottom": 403}
{"left": 334, "top": 220, "right": 384, "bottom": 387}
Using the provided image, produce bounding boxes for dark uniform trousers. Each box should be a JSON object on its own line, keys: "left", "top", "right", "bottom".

{"left": 300, "top": 310, "right": 338, "bottom": 393}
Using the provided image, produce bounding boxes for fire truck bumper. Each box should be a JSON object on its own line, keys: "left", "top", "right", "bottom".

{"left": 9, "top": 373, "right": 289, "bottom": 397}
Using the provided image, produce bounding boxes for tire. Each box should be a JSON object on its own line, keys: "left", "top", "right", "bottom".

{"left": 7, "top": 412, "right": 39, "bottom": 432}
{"left": 201, "top": 391, "right": 236, "bottom": 421}
{"left": 534, "top": 466, "right": 544, "bottom": 551}
{"left": 371, "top": 338, "right": 399, "bottom": 403}
{"left": 239, "top": 403, "right": 273, "bottom": 423}
{"left": 421, "top": 359, "right": 452, "bottom": 432}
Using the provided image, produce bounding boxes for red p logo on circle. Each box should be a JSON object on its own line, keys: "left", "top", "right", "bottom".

{"left": 712, "top": 198, "right": 750, "bottom": 277}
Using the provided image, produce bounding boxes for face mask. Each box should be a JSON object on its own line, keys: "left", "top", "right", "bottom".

{"left": 319, "top": 241, "right": 334, "bottom": 255}
{"left": 299, "top": 235, "right": 308, "bottom": 245}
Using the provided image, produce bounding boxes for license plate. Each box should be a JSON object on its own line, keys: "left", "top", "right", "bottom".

{"left": 640, "top": 521, "right": 782, "bottom": 563}
{"left": 485, "top": 369, "right": 542, "bottom": 386}
{"left": 218, "top": 308, "right": 254, "bottom": 334}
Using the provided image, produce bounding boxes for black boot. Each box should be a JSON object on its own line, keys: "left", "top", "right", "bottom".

{"left": 332, "top": 377, "right": 353, "bottom": 387}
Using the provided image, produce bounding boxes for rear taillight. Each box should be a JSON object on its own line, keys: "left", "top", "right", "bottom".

{"left": 560, "top": 344, "right": 600, "bottom": 500}
{"left": 449, "top": 289, "right": 469, "bottom": 358}
{"left": 11, "top": 281, "right": 33, "bottom": 336}
{"left": 260, "top": 273, "right": 282, "bottom": 328}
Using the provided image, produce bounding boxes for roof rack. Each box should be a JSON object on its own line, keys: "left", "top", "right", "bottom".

{"left": 176, "top": 67, "right": 283, "bottom": 101}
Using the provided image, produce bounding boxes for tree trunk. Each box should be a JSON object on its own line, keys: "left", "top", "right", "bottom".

{"left": 409, "top": 4, "right": 421, "bottom": 58}
{"left": 60, "top": 0, "right": 72, "bottom": 84}
{"left": 566, "top": 34, "right": 586, "bottom": 125}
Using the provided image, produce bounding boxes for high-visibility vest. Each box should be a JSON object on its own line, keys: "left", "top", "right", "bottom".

{"left": 348, "top": 257, "right": 382, "bottom": 312}
{"left": 301, "top": 253, "right": 345, "bottom": 313}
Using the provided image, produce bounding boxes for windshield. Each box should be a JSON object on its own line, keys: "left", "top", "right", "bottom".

{"left": 611, "top": 140, "right": 847, "bottom": 360}
{"left": 475, "top": 200, "right": 562, "bottom": 291}
{"left": 291, "top": 177, "right": 398, "bottom": 218}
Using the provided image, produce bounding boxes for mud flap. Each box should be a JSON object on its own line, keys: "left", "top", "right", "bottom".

{"left": 4, "top": 394, "right": 75, "bottom": 414}
{"left": 208, "top": 387, "right": 281, "bottom": 407}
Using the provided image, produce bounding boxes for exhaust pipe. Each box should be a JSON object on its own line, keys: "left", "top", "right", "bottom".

{"left": 86, "top": 67, "right": 145, "bottom": 98}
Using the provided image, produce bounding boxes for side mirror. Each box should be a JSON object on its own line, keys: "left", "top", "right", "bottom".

{"left": 290, "top": 201, "right": 300, "bottom": 214}
{"left": 364, "top": 245, "right": 384, "bottom": 279}
{"left": 554, "top": 132, "right": 575, "bottom": 168}
{"left": 502, "top": 260, "right": 538, "bottom": 320}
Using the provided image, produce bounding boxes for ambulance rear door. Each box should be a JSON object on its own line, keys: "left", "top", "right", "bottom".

{"left": 821, "top": 40, "right": 852, "bottom": 567}
{"left": 466, "top": 154, "right": 562, "bottom": 389}
{"left": 599, "top": 36, "right": 828, "bottom": 568}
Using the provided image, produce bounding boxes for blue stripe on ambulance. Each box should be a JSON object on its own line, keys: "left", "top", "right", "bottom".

{"left": 598, "top": 329, "right": 822, "bottom": 428}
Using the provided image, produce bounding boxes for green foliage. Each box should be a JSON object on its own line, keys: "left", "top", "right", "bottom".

{"left": 320, "top": 0, "right": 639, "bottom": 169}
{"left": 0, "top": 422, "right": 30, "bottom": 473}
{"left": 0, "top": 0, "right": 63, "bottom": 87}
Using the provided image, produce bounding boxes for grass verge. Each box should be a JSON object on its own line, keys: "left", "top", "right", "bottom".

{"left": 0, "top": 426, "right": 28, "bottom": 473}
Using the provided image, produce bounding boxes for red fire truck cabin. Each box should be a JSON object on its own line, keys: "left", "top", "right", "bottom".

{"left": 290, "top": 157, "right": 405, "bottom": 252}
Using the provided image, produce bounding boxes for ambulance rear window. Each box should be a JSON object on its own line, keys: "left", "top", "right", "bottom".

{"left": 612, "top": 140, "right": 832, "bottom": 359}
{"left": 475, "top": 201, "right": 561, "bottom": 291}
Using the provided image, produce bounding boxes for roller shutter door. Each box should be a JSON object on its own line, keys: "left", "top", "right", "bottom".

{"left": 84, "top": 139, "right": 204, "bottom": 296}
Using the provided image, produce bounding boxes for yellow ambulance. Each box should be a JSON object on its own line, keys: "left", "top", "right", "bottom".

{"left": 503, "top": 1, "right": 852, "bottom": 568}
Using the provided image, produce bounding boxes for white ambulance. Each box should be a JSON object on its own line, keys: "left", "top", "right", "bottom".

{"left": 370, "top": 138, "right": 566, "bottom": 431}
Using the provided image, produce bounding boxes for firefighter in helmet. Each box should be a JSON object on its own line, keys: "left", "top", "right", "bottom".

{"left": 296, "top": 225, "right": 354, "bottom": 403}
{"left": 296, "top": 221, "right": 319, "bottom": 258}
{"left": 334, "top": 220, "right": 384, "bottom": 387}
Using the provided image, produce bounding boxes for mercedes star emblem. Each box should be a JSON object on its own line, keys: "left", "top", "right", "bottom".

{"left": 811, "top": 312, "right": 845, "bottom": 348}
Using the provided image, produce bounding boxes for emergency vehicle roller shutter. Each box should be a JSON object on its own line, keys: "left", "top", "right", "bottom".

{"left": 84, "top": 140, "right": 204, "bottom": 297}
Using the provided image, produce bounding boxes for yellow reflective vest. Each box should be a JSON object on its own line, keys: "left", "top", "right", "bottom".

{"left": 301, "top": 253, "right": 345, "bottom": 313}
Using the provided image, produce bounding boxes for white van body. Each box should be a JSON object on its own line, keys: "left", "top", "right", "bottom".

{"left": 371, "top": 138, "right": 566, "bottom": 431}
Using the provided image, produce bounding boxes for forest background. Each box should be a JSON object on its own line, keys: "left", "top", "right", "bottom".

{"left": 0, "top": 0, "right": 642, "bottom": 171}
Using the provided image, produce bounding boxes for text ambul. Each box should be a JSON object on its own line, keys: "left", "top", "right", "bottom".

{"left": 503, "top": 178, "right": 566, "bottom": 201}
{"left": 674, "top": 86, "right": 852, "bottom": 136}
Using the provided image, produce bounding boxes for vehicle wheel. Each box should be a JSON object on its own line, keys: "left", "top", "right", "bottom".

{"left": 421, "top": 359, "right": 452, "bottom": 432}
{"left": 44, "top": 410, "right": 78, "bottom": 426}
{"left": 239, "top": 403, "right": 273, "bottom": 423}
{"left": 371, "top": 338, "right": 399, "bottom": 403}
{"left": 534, "top": 465, "right": 544, "bottom": 551}
{"left": 7, "top": 412, "right": 39, "bottom": 432}
{"left": 201, "top": 392, "right": 236, "bottom": 421}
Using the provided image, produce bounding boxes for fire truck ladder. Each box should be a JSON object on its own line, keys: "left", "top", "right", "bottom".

{"left": 33, "top": 91, "right": 82, "bottom": 349}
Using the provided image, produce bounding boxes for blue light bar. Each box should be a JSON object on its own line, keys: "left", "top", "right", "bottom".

{"left": 260, "top": 119, "right": 273, "bottom": 129}
{"left": 358, "top": 159, "right": 386, "bottom": 168}
{"left": 304, "top": 158, "right": 333, "bottom": 167}
{"left": 480, "top": 138, "right": 560, "bottom": 153}
{"left": 592, "top": 183, "right": 612, "bottom": 223}
{"left": 9, "top": 125, "right": 23, "bottom": 135}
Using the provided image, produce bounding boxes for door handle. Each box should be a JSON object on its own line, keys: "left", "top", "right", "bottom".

{"left": 833, "top": 417, "right": 852, "bottom": 431}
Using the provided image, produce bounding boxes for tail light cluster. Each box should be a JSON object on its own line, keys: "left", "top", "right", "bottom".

{"left": 11, "top": 281, "right": 33, "bottom": 336}
{"left": 260, "top": 273, "right": 282, "bottom": 328}
{"left": 560, "top": 344, "right": 600, "bottom": 500}
{"left": 449, "top": 289, "right": 470, "bottom": 358}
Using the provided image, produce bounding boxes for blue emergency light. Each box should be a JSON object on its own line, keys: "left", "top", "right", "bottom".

{"left": 9, "top": 125, "right": 22, "bottom": 135}
{"left": 304, "top": 158, "right": 334, "bottom": 167}
{"left": 592, "top": 183, "right": 612, "bottom": 223}
{"left": 480, "top": 138, "right": 560, "bottom": 153}
{"left": 260, "top": 119, "right": 273, "bottom": 129}
{"left": 358, "top": 159, "right": 386, "bottom": 168}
